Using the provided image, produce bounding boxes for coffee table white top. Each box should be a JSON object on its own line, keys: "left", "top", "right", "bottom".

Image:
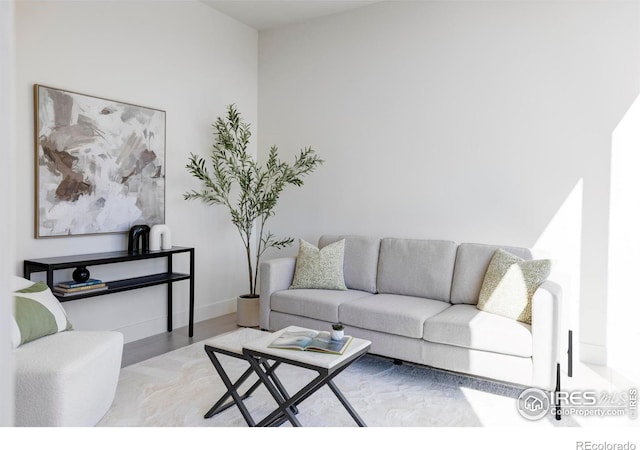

{"left": 204, "top": 327, "right": 270, "bottom": 355}
{"left": 242, "top": 325, "right": 371, "bottom": 370}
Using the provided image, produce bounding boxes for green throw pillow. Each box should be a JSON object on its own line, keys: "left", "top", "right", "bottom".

{"left": 11, "top": 278, "right": 73, "bottom": 348}
{"left": 290, "top": 239, "right": 347, "bottom": 290}
{"left": 476, "top": 249, "right": 551, "bottom": 324}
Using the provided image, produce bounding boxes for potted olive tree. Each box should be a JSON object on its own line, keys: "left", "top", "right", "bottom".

{"left": 184, "top": 104, "right": 323, "bottom": 326}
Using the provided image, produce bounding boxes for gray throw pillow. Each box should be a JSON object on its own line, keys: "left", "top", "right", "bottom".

{"left": 477, "top": 249, "right": 551, "bottom": 324}
{"left": 290, "top": 239, "right": 347, "bottom": 290}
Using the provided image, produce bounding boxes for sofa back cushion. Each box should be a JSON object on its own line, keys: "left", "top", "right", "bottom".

{"left": 377, "top": 238, "right": 458, "bottom": 302}
{"left": 450, "top": 243, "right": 533, "bottom": 305}
{"left": 318, "top": 235, "right": 381, "bottom": 293}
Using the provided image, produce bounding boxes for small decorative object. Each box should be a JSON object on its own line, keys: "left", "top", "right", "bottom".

{"left": 331, "top": 323, "right": 345, "bottom": 341}
{"left": 150, "top": 224, "right": 172, "bottom": 251}
{"left": 34, "top": 84, "right": 166, "bottom": 238}
{"left": 127, "top": 225, "right": 150, "bottom": 254}
{"left": 72, "top": 266, "right": 90, "bottom": 283}
{"left": 185, "top": 104, "right": 323, "bottom": 327}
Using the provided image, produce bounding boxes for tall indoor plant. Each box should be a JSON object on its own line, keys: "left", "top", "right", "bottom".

{"left": 184, "top": 104, "right": 323, "bottom": 316}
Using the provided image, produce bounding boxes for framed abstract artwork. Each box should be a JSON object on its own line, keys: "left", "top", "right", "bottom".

{"left": 34, "top": 84, "right": 166, "bottom": 238}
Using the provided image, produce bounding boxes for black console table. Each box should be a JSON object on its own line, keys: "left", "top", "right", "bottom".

{"left": 23, "top": 247, "right": 195, "bottom": 337}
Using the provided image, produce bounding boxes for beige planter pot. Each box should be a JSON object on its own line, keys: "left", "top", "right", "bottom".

{"left": 236, "top": 295, "right": 260, "bottom": 327}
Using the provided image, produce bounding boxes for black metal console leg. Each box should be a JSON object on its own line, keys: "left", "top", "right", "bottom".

{"left": 167, "top": 255, "right": 173, "bottom": 333}
{"left": 188, "top": 248, "right": 195, "bottom": 337}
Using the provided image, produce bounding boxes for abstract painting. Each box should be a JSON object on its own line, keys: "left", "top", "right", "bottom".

{"left": 34, "top": 85, "right": 166, "bottom": 238}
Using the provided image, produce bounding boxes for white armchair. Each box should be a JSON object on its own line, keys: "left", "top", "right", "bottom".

{"left": 11, "top": 276, "right": 123, "bottom": 426}
{"left": 14, "top": 330, "right": 123, "bottom": 426}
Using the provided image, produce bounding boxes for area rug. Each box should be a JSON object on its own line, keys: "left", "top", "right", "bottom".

{"left": 98, "top": 334, "right": 567, "bottom": 427}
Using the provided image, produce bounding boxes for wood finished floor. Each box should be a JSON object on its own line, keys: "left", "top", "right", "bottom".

{"left": 121, "top": 313, "right": 241, "bottom": 367}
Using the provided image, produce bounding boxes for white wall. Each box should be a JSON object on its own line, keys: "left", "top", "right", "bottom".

{"left": 15, "top": 1, "right": 258, "bottom": 343}
{"left": 258, "top": 1, "right": 640, "bottom": 365}
{"left": 0, "top": 0, "right": 15, "bottom": 427}
{"left": 606, "top": 0, "right": 640, "bottom": 388}
{"left": 608, "top": 96, "right": 640, "bottom": 385}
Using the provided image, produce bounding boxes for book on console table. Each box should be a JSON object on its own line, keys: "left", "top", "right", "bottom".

{"left": 54, "top": 284, "right": 108, "bottom": 296}
{"left": 57, "top": 279, "right": 104, "bottom": 289}
{"left": 268, "top": 330, "right": 352, "bottom": 355}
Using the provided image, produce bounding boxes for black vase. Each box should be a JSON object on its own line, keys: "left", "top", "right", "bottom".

{"left": 128, "top": 225, "right": 151, "bottom": 254}
{"left": 72, "top": 266, "right": 90, "bottom": 283}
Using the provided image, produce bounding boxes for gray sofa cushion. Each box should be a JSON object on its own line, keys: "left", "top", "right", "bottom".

{"left": 318, "top": 235, "right": 380, "bottom": 293}
{"left": 423, "top": 304, "right": 532, "bottom": 357}
{"left": 339, "top": 294, "right": 451, "bottom": 339}
{"left": 377, "top": 238, "right": 458, "bottom": 302}
{"left": 450, "top": 243, "right": 533, "bottom": 305}
{"left": 270, "top": 289, "right": 372, "bottom": 323}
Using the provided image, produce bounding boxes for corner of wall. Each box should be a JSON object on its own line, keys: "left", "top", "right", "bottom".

{"left": 0, "top": 0, "right": 16, "bottom": 427}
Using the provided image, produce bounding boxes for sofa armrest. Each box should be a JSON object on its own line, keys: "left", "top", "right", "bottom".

{"left": 531, "top": 279, "right": 562, "bottom": 390}
{"left": 259, "top": 257, "right": 296, "bottom": 330}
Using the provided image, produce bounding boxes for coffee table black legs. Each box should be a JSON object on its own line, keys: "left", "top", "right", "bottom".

{"left": 204, "top": 346, "right": 297, "bottom": 427}
{"left": 204, "top": 346, "right": 258, "bottom": 426}
{"left": 245, "top": 355, "right": 302, "bottom": 427}
{"left": 327, "top": 379, "right": 366, "bottom": 426}
{"left": 244, "top": 352, "right": 367, "bottom": 427}
{"left": 203, "top": 327, "right": 370, "bottom": 427}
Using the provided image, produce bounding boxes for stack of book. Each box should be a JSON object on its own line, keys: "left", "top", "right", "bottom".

{"left": 53, "top": 279, "right": 108, "bottom": 297}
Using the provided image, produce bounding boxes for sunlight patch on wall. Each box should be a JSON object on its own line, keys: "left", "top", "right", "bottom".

{"left": 608, "top": 94, "right": 640, "bottom": 385}
{"left": 534, "top": 179, "right": 583, "bottom": 364}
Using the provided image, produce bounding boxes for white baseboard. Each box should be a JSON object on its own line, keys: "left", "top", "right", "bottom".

{"left": 116, "top": 297, "right": 236, "bottom": 344}
{"left": 580, "top": 342, "right": 607, "bottom": 366}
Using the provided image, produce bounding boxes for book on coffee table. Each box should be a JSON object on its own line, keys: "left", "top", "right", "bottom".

{"left": 268, "top": 330, "right": 352, "bottom": 355}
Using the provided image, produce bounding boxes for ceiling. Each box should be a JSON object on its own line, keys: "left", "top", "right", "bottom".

{"left": 202, "top": 1, "right": 382, "bottom": 31}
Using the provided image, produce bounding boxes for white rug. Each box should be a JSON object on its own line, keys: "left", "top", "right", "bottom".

{"left": 97, "top": 335, "right": 569, "bottom": 428}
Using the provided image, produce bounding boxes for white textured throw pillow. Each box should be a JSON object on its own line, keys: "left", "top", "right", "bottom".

{"left": 290, "top": 239, "right": 347, "bottom": 290}
{"left": 11, "top": 276, "right": 72, "bottom": 348}
{"left": 476, "top": 249, "right": 551, "bottom": 324}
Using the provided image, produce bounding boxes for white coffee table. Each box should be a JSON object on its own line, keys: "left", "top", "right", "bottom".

{"left": 242, "top": 325, "right": 371, "bottom": 427}
{"left": 203, "top": 326, "right": 371, "bottom": 427}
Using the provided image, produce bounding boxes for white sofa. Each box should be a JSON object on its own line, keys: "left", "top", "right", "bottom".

{"left": 260, "top": 235, "right": 563, "bottom": 391}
